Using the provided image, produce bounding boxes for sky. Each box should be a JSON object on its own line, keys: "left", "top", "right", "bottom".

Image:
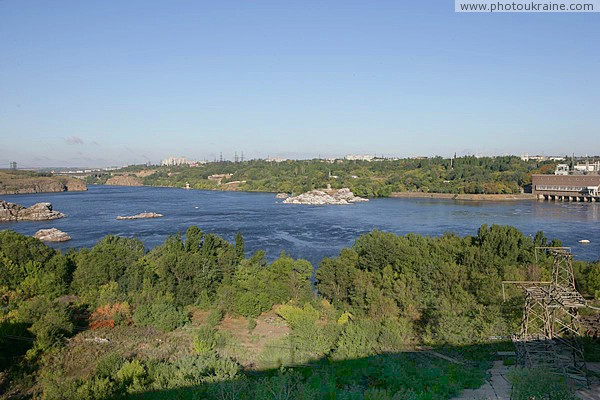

{"left": 1, "top": 1, "right": 598, "bottom": 167}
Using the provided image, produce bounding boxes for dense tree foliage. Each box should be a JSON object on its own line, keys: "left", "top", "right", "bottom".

{"left": 0, "top": 225, "right": 597, "bottom": 399}
{"left": 89, "top": 155, "right": 556, "bottom": 196}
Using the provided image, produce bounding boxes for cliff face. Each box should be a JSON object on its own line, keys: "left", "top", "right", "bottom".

{"left": 0, "top": 171, "right": 87, "bottom": 195}
{"left": 105, "top": 175, "right": 143, "bottom": 186}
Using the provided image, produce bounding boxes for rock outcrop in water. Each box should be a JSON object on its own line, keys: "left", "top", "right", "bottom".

{"left": 0, "top": 200, "right": 66, "bottom": 222}
{"left": 116, "top": 212, "right": 163, "bottom": 220}
{"left": 34, "top": 228, "right": 71, "bottom": 242}
{"left": 283, "top": 188, "right": 368, "bottom": 205}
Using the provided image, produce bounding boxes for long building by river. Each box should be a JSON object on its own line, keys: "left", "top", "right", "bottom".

{"left": 532, "top": 162, "right": 600, "bottom": 202}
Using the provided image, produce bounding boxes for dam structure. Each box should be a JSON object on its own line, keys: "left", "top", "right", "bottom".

{"left": 532, "top": 162, "right": 600, "bottom": 202}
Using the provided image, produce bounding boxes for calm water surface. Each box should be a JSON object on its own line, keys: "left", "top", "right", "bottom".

{"left": 1, "top": 186, "right": 599, "bottom": 265}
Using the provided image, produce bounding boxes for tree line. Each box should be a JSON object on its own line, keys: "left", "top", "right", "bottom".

{"left": 0, "top": 225, "right": 598, "bottom": 399}
{"left": 87, "top": 155, "right": 555, "bottom": 197}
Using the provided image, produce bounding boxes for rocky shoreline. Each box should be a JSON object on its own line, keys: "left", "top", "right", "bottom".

{"left": 0, "top": 200, "right": 65, "bottom": 222}
{"left": 282, "top": 188, "right": 368, "bottom": 205}
{"left": 0, "top": 171, "right": 87, "bottom": 195}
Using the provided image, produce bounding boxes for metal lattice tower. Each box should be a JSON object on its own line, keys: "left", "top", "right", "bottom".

{"left": 506, "top": 247, "right": 588, "bottom": 385}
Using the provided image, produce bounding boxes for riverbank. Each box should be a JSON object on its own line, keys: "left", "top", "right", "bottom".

{"left": 1, "top": 185, "right": 598, "bottom": 262}
{"left": 0, "top": 170, "right": 87, "bottom": 195}
{"left": 390, "top": 192, "right": 534, "bottom": 201}
{"left": 91, "top": 182, "right": 535, "bottom": 201}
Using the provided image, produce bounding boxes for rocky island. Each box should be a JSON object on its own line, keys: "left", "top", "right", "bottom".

{"left": 116, "top": 212, "right": 163, "bottom": 220}
{"left": 0, "top": 170, "right": 86, "bottom": 195}
{"left": 33, "top": 228, "right": 71, "bottom": 242}
{"left": 0, "top": 200, "right": 65, "bottom": 222}
{"left": 283, "top": 188, "right": 368, "bottom": 205}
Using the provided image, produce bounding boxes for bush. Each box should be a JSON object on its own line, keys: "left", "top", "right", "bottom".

{"left": 377, "top": 318, "right": 414, "bottom": 352}
{"left": 116, "top": 359, "right": 150, "bottom": 394}
{"left": 509, "top": 367, "right": 577, "bottom": 400}
{"left": 133, "top": 302, "right": 188, "bottom": 332}
{"left": 207, "top": 307, "right": 224, "bottom": 327}
{"left": 333, "top": 319, "right": 381, "bottom": 360}
{"left": 194, "top": 326, "right": 222, "bottom": 356}
{"left": 95, "top": 352, "right": 125, "bottom": 378}
{"left": 247, "top": 318, "right": 257, "bottom": 332}
{"left": 17, "top": 297, "right": 74, "bottom": 355}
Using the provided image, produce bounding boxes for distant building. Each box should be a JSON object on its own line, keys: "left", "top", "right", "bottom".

{"left": 265, "top": 157, "right": 288, "bottom": 162}
{"left": 532, "top": 174, "right": 600, "bottom": 200}
{"left": 161, "top": 156, "right": 193, "bottom": 166}
{"left": 574, "top": 161, "right": 600, "bottom": 173}
{"left": 521, "top": 154, "right": 547, "bottom": 162}
{"left": 207, "top": 174, "right": 233, "bottom": 184}
{"left": 521, "top": 154, "right": 565, "bottom": 162}
{"left": 555, "top": 164, "right": 569, "bottom": 175}
{"left": 345, "top": 154, "right": 375, "bottom": 161}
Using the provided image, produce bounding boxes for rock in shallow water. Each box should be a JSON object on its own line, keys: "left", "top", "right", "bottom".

{"left": 283, "top": 188, "right": 368, "bottom": 205}
{"left": 0, "top": 200, "right": 65, "bottom": 222}
{"left": 34, "top": 228, "right": 71, "bottom": 242}
{"left": 116, "top": 212, "right": 163, "bottom": 220}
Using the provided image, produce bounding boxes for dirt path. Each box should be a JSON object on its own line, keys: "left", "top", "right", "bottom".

{"left": 577, "top": 362, "right": 600, "bottom": 400}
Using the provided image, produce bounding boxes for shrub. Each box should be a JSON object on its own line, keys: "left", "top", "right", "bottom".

{"left": 133, "top": 302, "right": 188, "bottom": 332}
{"left": 333, "top": 319, "right": 381, "bottom": 360}
{"left": 509, "top": 367, "right": 577, "bottom": 400}
{"left": 247, "top": 318, "right": 257, "bottom": 332}
{"left": 17, "top": 297, "right": 74, "bottom": 355}
{"left": 90, "top": 302, "right": 131, "bottom": 330}
{"left": 276, "top": 303, "right": 320, "bottom": 329}
{"left": 116, "top": 359, "right": 149, "bottom": 394}
{"left": 75, "top": 376, "right": 118, "bottom": 400}
{"left": 194, "top": 326, "right": 221, "bottom": 356}
{"left": 377, "top": 318, "right": 414, "bottom": 352}
{"left": 95, "top": 352, "right": 125, "bottom": 378}
{"left": 207, "top": 307, "right": 224, "bottom": 327}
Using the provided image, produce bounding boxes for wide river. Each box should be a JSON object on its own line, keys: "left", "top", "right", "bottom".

{"left": 1, "top": 186, "right": 599, "bottom": 264}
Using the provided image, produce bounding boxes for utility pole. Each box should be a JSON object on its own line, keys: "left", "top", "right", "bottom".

{"left": 234, "top": 152, "right": 239, "bottom": 163}
{"left": 241, "top": 151, "right": 244, "bottom": 162}
{"left": 219, "top": 152, "right": 223, "bottom": 163}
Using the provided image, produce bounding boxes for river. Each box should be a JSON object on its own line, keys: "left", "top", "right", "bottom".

{"left": 1, "top": 185, "right": 598, "bottom": 265}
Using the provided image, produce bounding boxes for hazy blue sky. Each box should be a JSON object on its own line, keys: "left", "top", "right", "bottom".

{"left": 1, "top": 1, "right": 598, "bottom": 167}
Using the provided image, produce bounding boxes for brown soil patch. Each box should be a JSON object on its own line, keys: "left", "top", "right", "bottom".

{"left": 105, "top": 175, "right": 142, "bottom": 186}
{"left": 134, "top": 169, "right": 157, "bottom": 178}
{"left": 190, "top": 309, "right": 210, "bottom": 325}
{"left": 216, "top": 311, "right": 290, "bottom": 367}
